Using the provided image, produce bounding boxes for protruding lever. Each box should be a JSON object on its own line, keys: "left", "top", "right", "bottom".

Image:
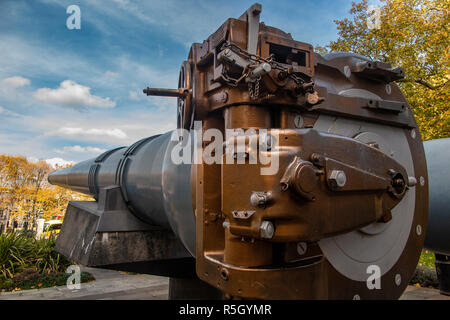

{"left": 143, "top": 87, "right": 189, "bottom": 98}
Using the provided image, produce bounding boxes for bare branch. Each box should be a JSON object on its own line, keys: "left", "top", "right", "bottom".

{"left": 397, "top": 78, "right": 449, "bottom": 90}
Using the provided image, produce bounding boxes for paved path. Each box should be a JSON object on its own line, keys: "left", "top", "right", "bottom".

{"left": 0, "top": 267, "right": 448, "bottom": 300}
{"left": 400, "top": 285, "right": 449, "bottom": 300}
{"left": 0, "top": 267, "right": 169, "bottom": 300}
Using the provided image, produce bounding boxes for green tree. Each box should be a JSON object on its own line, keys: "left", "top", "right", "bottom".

{"left": 317, "top": 0, "right": 449, "bottom": 140}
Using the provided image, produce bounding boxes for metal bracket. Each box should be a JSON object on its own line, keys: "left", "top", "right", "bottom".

{"left": 231, "top": 210, "right": 256, "bottom": 219}
{"left": 242, "top": 3, "right": 262, "bottom": 55}
{"left": 366, "top": 99, "right": 406, "bottom": 113}
{"left": 353, "top": 60, "right": 404, "bottom": 83}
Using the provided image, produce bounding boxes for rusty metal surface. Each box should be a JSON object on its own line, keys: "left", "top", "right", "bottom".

{"left": 184, "top": 4, "right": 428, "bottom": 299}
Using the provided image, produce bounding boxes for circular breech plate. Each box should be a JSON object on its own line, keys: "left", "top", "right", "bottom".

{"left": 314, "top": 115, "right": 428, "bottom": 299}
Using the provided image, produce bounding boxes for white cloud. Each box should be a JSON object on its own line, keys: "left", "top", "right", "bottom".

{"left": 0, "top": 106, "right": 20, "bottom": 117}
{"left": 56, "top": 127, "right": 128, "bottom": 139}
{"left": 56, "top": 145, "right": 107, "bottom": 154}
{"left": 27, "top": 156, "right": 39, "bottom": 163}
{"left": 0, "top": 35, "right": 102, "bottom": 83}
{"left": 28, "top": 156, "right": 75, "bottom": 168}
{"left": 129, "top": 90, "right": 142, "bottom": 101}
{"left": 45, "top": 157, "right": 75, "bottom": 168}
{"left": 33, "top": 80, "right": 116, "bottom": 110}
{"left": 2, "top": 76, "right": 30, "bottom": 88}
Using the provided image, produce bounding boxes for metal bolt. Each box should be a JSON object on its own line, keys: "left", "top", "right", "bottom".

{"left": 223, "top": 48, "right": 231, "bottom": 57}
{"left": 329, "top": 170, "right": 347, "bottom": 188}
{"left": 260, "top": 221, "right": 275, "bottom": 239}
{"left": 408, "top": 176, "right": 417, "bottom": 187}
{"left": 250, "top": 192, "right": 272, "bottom": 207}
{"left": 214, "top": 91, "right": 228, "bottom": 103}
{"left": 306, "top": 91, "right": 320, "bottom": 105}
{"left": 395, "top": 274, "right": 401, "bottom": 286}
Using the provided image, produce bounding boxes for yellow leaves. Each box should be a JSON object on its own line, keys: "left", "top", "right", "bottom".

{"left": 1, "top": 155, "right": 92, "bottom": 223}
{"left": 323, "top": 0, "right": 449, "bottom": 140}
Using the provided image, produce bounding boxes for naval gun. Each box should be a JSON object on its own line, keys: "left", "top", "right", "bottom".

{"left": 49, "top": 4, "right": 449, "bottom": 299}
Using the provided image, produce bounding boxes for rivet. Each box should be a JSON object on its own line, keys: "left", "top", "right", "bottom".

{"left": 386, "top": 84, "right": 391, "bottom": 94}
{"left": 420, "top": 176, "right": 425, "bottom": 186}
{"left": 416, "top": 224, "right": 422, "bottom": 236}
{"left": 395, "top": 274, "right": 401, "bottom": 286}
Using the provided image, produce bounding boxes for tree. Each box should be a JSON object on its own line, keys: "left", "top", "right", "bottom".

{"left": 0, "top": 155, "right": 92, "bottom": 230}
{"left": 0, "top": 156, "right": 32, "bottom": 221}
{"left": 317, "top": 0, "right": 449, "bottom": 140}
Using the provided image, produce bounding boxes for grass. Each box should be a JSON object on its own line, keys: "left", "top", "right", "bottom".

{"left": 418, "top": 250, "right": 435, "bottom": 268}
{"left": 0, "top": 269, "right": 94, "bottom": 292}
{"left": 0, "top": 232, "right": 72, "bottom": 279}
{"left": 409, "top": 250, "right": 438, "bottom": 288}
{"left": 0, "top": 232, "right": 94, "bottom": 292}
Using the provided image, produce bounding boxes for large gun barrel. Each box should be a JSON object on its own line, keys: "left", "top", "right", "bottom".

{"left": 49, "top": 132, "right": 196, "bottom": 256}
{"left": 423, "top": 138, "right": 450, "bottom": 256}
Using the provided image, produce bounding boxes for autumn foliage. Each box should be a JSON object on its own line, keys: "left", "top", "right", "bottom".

{"left": 317, "top": 0, "right": 449, "bottom": 140}
{"left": 0, "top": 155, "right": 91, "bottom": 227}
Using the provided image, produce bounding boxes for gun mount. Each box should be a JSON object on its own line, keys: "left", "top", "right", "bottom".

{"left": 49, "top": 4, "right": 449, "bottom": 299}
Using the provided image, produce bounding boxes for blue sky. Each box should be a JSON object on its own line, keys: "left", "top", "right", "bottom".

{"left": 0, "top": 0, "right": 379, "bottom": 165}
